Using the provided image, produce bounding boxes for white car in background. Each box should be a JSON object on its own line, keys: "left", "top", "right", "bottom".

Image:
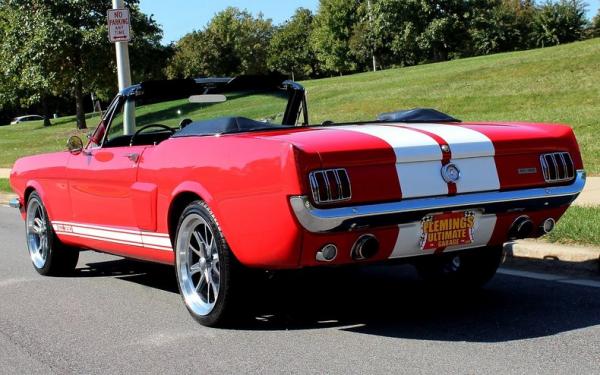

{"left": 10, "top": 115, "right": 46, "bottom": 125}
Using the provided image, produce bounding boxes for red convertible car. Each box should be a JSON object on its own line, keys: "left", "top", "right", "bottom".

{"left": 9, "top": 76, "right": 585, "bottom": 326}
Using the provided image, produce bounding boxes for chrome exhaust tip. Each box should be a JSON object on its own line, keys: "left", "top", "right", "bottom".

{"left": 316, "top": 244, "right": 338, "bottom": 262}
{"left": 509, "top": 215, "right": 534, "bottom": 240}
{"left": 541, "top": 218, "right": 556, "bottom": 234}
{"left": 351, "top": 234, "right": 379, "bottom": 260}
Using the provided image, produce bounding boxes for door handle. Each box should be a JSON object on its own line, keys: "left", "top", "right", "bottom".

{"left": 125, "top": 153, "right": 140, "bottom": 163}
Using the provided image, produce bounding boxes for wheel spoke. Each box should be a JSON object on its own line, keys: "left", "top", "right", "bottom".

{"left": 193, "top": 231, "right": 207, "bottom": 257}
{"left": 212, "top": 260, "right": 220, "bottom": 278}
{"left": 203, "top": 225, "right": 210, "bottom": 247}
{"left": 189, "top": 262, "right": 202, "bottom": 276}
{"left": 189, "top": 243, "right": 202, "bottom": 257}
{"left": 195, "top": 273, "right": 206, "bottom": 292}
{"left": 205, "top": 272, "right": 212, "bottom": 302}
{"left": 209, "top": 278, "right": 218, "bottom": 302}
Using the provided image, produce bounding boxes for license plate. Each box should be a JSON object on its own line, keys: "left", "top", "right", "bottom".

{"left": 420, "top": 211, "right": 476, "bottom": 250}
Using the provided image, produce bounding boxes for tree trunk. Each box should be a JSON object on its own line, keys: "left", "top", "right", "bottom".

{"left": 41, "top": 94, "right": 51, "bottom": 127}
{"left": 75, "top": 80, "right": 87, "bottom": 130}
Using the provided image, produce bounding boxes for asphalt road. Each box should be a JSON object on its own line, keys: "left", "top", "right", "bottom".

{"left": 0, "top": 206, "right": 599, "bottom": 374}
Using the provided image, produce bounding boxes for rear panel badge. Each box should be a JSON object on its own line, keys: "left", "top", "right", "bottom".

{"left": 441, "top": 163, "right": 461, "bottom": 183}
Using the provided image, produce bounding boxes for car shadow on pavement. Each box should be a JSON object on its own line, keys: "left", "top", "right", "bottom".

{"left": 75, "top": 258, "right": 179, "bottom": 294}
{"left": 75, "top": 258, "right": 600, "bottom": 343}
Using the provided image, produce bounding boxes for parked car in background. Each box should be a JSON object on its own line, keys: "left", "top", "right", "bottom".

{"left": 10, "top": 115, "right": 46, "bottom": 125}
{"left": 9, "top": 75, "right": 586, "bottom": 326}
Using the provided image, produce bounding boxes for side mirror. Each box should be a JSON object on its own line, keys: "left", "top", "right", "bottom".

{"left": 67, "top": 136, "right": 84, "bottom": 155}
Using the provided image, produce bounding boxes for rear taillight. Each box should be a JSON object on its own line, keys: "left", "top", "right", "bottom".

{"left": 540, "top": 152, "right": 575, "bottom": 183}
{"left": 309, "top": 168, "right": 351, "bottom": 204}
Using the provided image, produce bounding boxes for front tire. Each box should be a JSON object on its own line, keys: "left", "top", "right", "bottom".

{"left": 174, "top": 201, "right": 240, "bottom": 327}
{"left": 415, "top": 245, "right": 504, "bottom": 289}
{"left": 25, "top": 192, "right": 79, "bottom": 276}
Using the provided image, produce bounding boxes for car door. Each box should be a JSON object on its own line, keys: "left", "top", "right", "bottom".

{"left": 66, "top": 145, "right": 146, "bottom": 230}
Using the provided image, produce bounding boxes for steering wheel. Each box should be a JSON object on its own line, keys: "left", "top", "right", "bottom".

{"left": 129, "top": 124, "right": 174, "bottom": 146}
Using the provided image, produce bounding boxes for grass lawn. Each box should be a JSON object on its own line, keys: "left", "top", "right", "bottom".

{"left": 1, "top": 38, "right": 599, "bottom": 173}
{"left": 0, "top": 178, "right": 11, "bottom": 193}
{"left": 545, "top": 206, "right": 600, "bottom": 247}
{"left": 0, "top": 115, "right": 95, "bottom": 167}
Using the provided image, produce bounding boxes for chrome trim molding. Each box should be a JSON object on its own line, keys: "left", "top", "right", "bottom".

{"left": 308, "top": 168, "right": 352, "bottom": 204}
{"left": 291, "top": 170, "right": 586, "bottom": 233}
{"left": 8, "top": 198, "right": 21, "bottom": 209}
{"left": 540, "top": 152, "right": 574, "bottom": 183}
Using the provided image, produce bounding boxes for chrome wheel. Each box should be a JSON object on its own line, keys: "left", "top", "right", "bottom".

{"left": 26, "top": 197, "right": 48, "bottom": 269}
{"left": 176, "top": 213, "right": 221, "bottom": 316}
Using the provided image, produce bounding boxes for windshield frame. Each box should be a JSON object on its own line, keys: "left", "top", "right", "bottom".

{"left": 90, "top": 76, "right": 308, "bottom": 149}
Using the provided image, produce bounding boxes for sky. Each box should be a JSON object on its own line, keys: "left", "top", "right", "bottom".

{"left": 139, "top": 0, "right": 599, "bottom": 45}
{"left": 139, "top": 0, "right": 320, "bottom": 44}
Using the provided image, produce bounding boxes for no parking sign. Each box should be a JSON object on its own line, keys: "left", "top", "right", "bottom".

{"left": 107, "top": 8, "right": 131, "bottom": 43}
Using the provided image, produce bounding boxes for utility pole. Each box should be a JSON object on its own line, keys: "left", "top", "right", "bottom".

{"left": 111, "top": 0, "right": 135, "bottom": 135}
{"left": 367, "top": 0, "right": 377, "bottom": 72}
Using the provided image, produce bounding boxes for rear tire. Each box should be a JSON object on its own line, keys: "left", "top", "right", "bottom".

{"left": 415, "top": 246, "right": 503, "bottom": 289}
{"left": 25, "top": 192, "right": 79, "bottom": 276}
{"left": 174, "top": 200, "right": 242, "bottom": 327}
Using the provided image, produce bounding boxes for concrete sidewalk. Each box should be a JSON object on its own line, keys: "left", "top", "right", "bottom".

{"left": 505, "top": 240, "right": 599, "bottom": 273}
{"left": 574, "top": 175, "right": 600, "bottom": 206}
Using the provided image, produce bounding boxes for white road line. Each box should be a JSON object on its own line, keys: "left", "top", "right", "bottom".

{"left": 558, "top": 279, "right": 600, "bottom": 288}
{"left": 498, "top": 268, "right": 566, "bottom": 281}
{"left": 498, "top": 268, "right": 600, "bottom": 288}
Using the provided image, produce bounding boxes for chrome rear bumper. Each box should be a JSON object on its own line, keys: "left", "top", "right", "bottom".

{"left": 290, "top": 170, "right": 586, "bottom": 233}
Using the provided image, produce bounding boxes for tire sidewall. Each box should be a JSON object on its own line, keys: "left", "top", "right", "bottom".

{"left": 26, "top": 192, "right": 56, "bottom": 275}
{"left": 174, "top": 201, "right": 234, "bottom": 327}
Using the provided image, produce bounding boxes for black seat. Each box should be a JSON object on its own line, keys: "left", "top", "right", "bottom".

{"left": 172, "top": 117, "right": 290, "bottom": 137}
{"left": 377, "top": 108, "right": 461, "bottom": 123}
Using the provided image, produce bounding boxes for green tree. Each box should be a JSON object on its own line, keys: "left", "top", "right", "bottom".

{"left": 590, "top": 8, "right": 600, "bottom": 37}
{"left": 0, "top": 0, "right": 167, "bottom": 129}
{"left": 167, "top": 8, "right": 273, "bottom": 78}
{"left": 469, "top": 0, "right": 536, "bottom": 55}
{"left": 311, "top": 0, "right": 362, "bottom": 75}
{"left": 533, "top": 0, "right": 588, "bottom": 47}
{"left": 267, "top": 8, "right": 317, "bottom": 80}
{"left": 165, "top": 32, "right": 210, "bottom": 79}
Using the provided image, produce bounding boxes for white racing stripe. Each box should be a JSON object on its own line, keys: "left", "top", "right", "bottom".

{"left": 399, "top": 123, "right": 496, "bottom": 158}
{"left": 339, "top": 123, "right": 501, "bottom": 196}
{"left": 52, "top": 221, "right": 172, "bottom": 251}
{"left": 451, "top": 157, "right": 500, "bottom": 193}
{"left": 397, "top": 123, "right": 500, "bottom": 193}
{"left": 337, "top": 125, "right": 447, "bottom": 198}
{"left": 336, "top": 125, "right": 442, "bottom": 162}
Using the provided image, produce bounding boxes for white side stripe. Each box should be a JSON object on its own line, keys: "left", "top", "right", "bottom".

{"left": 52, "top": 221, "right": 172, "bottom": 251}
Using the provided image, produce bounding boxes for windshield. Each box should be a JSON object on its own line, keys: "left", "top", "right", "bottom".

{"left": 105, "top": 90, "right": 290, "bottom": 143}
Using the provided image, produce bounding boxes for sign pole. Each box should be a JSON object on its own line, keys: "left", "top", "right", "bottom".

{"left": 110, "top": 0, "right": 135, "bottom": 135}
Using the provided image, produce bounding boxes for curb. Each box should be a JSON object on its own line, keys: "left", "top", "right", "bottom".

{"left": 0, "top": 192, "right": 17, "bottom": 207}
{"left": 504, "top": 240, "right": 600, "bottom": 274}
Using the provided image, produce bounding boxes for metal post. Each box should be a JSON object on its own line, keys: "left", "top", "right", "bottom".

{"left": 112, "top": 0, "right": 135, "bottom": 135}
{"left": 367, "top": 0, "right": 377, "bottom": 72}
